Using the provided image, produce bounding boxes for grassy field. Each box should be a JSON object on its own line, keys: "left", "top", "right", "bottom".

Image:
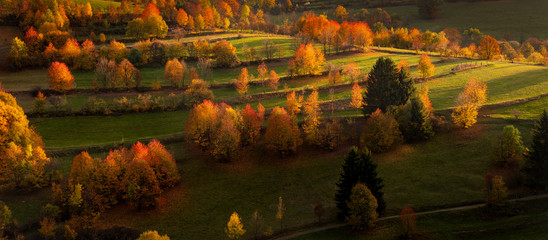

{"left": 72, "top": 0, "right": 120, "bottom": 9}
{"left": 292, "top": 197, "right": 548, "bottom": 240}
{"left": 488, "top": 95, "right": 548, "bottom": 120}
{"left": 369, "top": 0, "right": 548, "bottom": 40}
{"left": 49, "top": 117, "right": 533, "bottom": 240}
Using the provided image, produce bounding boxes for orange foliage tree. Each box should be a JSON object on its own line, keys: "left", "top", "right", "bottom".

{"left": 164, "top": 59, "right": 185, "bottom": 88}
{"left": 48, "top": 62, "right": 74, "bottom": 93}
{"left": 479, "top": 35, "right": 500, "bottom": 60}
{"left": 115, "top": 59, "right": 138, "bottom": 89}
{"left": 286, "top": 91, "right": 303, "bottom": 116}
{"left": 268, "top": 70, "right": 280, "bottom": 90}
{"left": 241, "top": 104, "right": 262, "bottom": 145}
{"left": 264, "top": 107, "right": 301, "bottom": 157}
{"left": 257, "top": 62, "right": 268, "bottom": 82}
{"left": 293, "top": 44, "right": 325, "bottom": 75}
{"left": 303, "top": 89, "right": 321, "bottom": 144}
{"left": 185, "top": 100, "right": 220, "bottom": 149}
{"left": 361, "top": 109, "right": 403, "bottom": 152}
{"left": 351, "top": 82, "right": 364, "bottom": 109}
{"left": 235, "top": 68, "right": 250, "bottom": 95}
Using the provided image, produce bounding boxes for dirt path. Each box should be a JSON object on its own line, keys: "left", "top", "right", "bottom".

{"left": 270, "top": 193, "right": 548, "bottom": 240}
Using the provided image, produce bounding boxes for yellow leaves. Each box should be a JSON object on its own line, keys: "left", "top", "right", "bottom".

{"left": 164, "top": 59, "right": 185, "bottom": 87}
{"left": 285, "top": 91, "right": 302, "bottom": 116}
{"left": 226, "top": 212, "right": 245, "bottom": 239}
{"left": 418, "top": 54, "right": 434, "bottom": 79}
{"left": 452, "top": 78, "right": 487, "bottom": 128}
{"left": 351, "top": 81, "right": 363, "bottom": 109}
{"left": 235, "top": 68, "right": 249, "bottom": 95}
{"left": 293, "top": 43, "right": 325, "bottom": 75}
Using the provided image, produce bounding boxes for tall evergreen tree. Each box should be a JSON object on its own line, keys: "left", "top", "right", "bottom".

{"left": 335, "top": 147, "right": 385, "bottom": 219}
{"left": 523, "top": 109, "right": 548, "bottom": 189}
{"left": 363, "top": 57, "right": 414, "bottom": 116}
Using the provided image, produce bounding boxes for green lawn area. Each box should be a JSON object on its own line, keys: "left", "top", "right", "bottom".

{"left": 425, "top": 63, "right": 548, "bottom": 110}
{"left": 488, "top": 95, "right": 548, "bottom": 120}
{"left": 370, "top": 0, "right": 548, "bottom": 40}
{"left": 72, "top": 0, "right": 120, "bottom": 9}
{"left": 61, "top": 117, "right": 534, "bottom": 240}
{"left": 292, "top": 197, "right": 548, "bottom": 240}
{"left": 31, "top": 111, "right": 188, "bottom": 148}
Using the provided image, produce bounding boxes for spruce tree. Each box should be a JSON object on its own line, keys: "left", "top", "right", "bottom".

{"left": 523, "top": 109, "right": 548, "bottom": 188}
{"left": 406, "top": 97, "right": 434, "bottom": 142}
{"left": 335, "top": 147, "right": 385, "bottom": 219}
{"left": 363, "top": 57, "right": 414, "bottom": 116}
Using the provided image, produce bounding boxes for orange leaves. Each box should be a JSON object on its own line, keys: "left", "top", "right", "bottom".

{"left": 141, "top": 2, "right": 160, "bottom": 21}
{"left": 257, "top": 62, "right": 268, "bottom": 81}
{"left": 60, "top": 38, "right": 81, "bottom": 65}
{"left": 351, "top": 82, "right": 364, "bottom": 109}
{"left": 235, "top": 68, "right": 249, "bottom": 95}
{"left": 47, "top": 62, "right": 74, "bottom": 93}
{"left": 186, "top": 100, "right": 221, "bottom": 149}
{"left": 115, "top": 59, "right": 137, "bottom": 89}
{"left": 265, "top": 106, "right": 301, "bottom": 157}
{"left": 164, "top": 59, "right": 185, "bottom": 87}
{"left": 479, "top": 35, "right": 501, "bottom": 60}
{"left": 241, "top": 104, "right": 261, "bottom": 145}
{"left": 293, "top": 43, "right": 325, "bottom": 75}
{"left": 301, "top": 14, "right": 328, "bottom": 41}
{"left": 286, "top": 91, "right": 303, "bottom": 116}
{"left": 268, "top": 70, "right": 280, "bottom": 90}
{"left": 176, "top": 8, "right": 189, "bottom": 27}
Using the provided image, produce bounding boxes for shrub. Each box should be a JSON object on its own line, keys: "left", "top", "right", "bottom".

{"left": 345, "top": 183, "right": 378, "bottom": 230}
{"left": 185, "top": 79, "right": 214, "bottom": 106}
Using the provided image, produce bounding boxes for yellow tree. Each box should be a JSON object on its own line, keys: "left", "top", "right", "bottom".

{"left": 226, "top": 212, "right": 245, "bottom": 239}
{"left": 346, "top": 183, "right": 378, "bottom": 230}
{"left": 417, "top": 54, "right": 434, "bottom": 80}
{"left": 286, "top": 91, "right": 302, "bottom": 116}
{"left": 334, "top": 5, "right": 348, "bottom": 22}
{"left": 212, "top": 40, "right": 240, "bottom": 67}
{"left": 452, "top": 78, "right": 487, "bottom": 128}
{"left": 293, "top": 43, "right": 325, "bottom": 75}
{"left": 176, "top": 8, "right": 189, "bottom": 27}
{"left": 351, "top": 81, "right": 363, "bottom": 109}
{"left": 48, "top": 62, "right": 75, "bottom": 93}
{"left": 164, "top": 59, "right": 185, "bottom": 88}
{"left": 115, "top": 59, "right": 137, "bottom": 89}
{"left": 303, "top": 89, "right": 321, "bottom": 144}
{"left": 235, "top": 68, "right": 249, "bottom": 95}
{"left": 137, "top": 231, "right": 170, "bottom": 240}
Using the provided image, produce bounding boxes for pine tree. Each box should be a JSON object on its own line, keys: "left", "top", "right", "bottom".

{"left": 335, "top": 147, "right": 385, "bottom": 219}
{"left": 523, "top": 110, "right": 548, "bottom": 189}
{"left": 363, "top": 57, "right": 414, "bottom": 115}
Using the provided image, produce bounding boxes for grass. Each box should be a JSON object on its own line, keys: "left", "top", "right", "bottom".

{"left": 367, "top": 0, "right": 548, "bottom": 40}
{"left": 425, "top": 63, "right": 548, "bottom": 110}
{"left": 488, "top": 95, "right": 548, "bottom": 120}
{"left": 50, "top": 117, "right": 533, "bottom": 240}
{"left": 72, "top": 0, "right": 120, "bottom": 9}
{"left": 31, "top": 111, "right": 188, "bottom": 148}
{"left": 292, "top": 197, "right": 548, "bottom": 240}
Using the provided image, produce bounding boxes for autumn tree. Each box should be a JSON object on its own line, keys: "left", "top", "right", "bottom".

{"left": 342, "top": 62, "right": 361, "bottom": 82}
{"left": 400, "top": 206, "right": 418, "bottom": 239}
{"left": 479, "top": 35, "right": 501, "bottom": 60}
{"left": 124, "top": 157, "right": 161, "bottom": 210}
{"left": 523, "top": 110, "right": 548, "bottom": 188}
{"left": 48, "top": 62, "right": 74, "bottom": 93}
{"left": 0, "top": 92, "right": 50, "bottom": 189}
{"left": 115, "top": 59, "right": 138, "bottom": 89}
{"left": 265, "top": 107, "right": 301, "bottom": 157}
{"left": 249, "top": 211, "right": 264, "bottom": 240}
{"left": 60, "top": 38, "right": 81, "bottom": 66}
{"left": 74, "top": 39, "right": 97, "bottom": 71}
{"left": 485, "top": 174, "right": 508, "bottom": 210}
{"left": 335, "top": 147, "right": 385, "bottom": 218}
{"left": 350, "top": 82, "right": 364, "bottom": 109}
{"left": 293, "top": 43, "right": 325, "bottom": 75}
{"left": 226, "top": 212, "right": 245, "bottom": 239}
{"left": 212, "top": 114, "right": 241, "bottom": 162}
{"left": 108, "top": 41, "right": 129, "bottom": 62}
{"left": 361, "top": 109, "right": 403, "bottom": 152}
{"left": 176, "top": 9, "right": 189, "bottom": 28}
{"left": 452, "top": 78, "right": 487, "bottom": 128}
{"left": 8, "top": 37, "right": 28, "bottom": 70}
{"left": 95, "top": 57, "right": 116, "bottom": 87}
{"left": 492, "top": 125, "right": 524, "bottom": 166}
{"left": 213, "top": 40, "right": 240, "bottom": 67}
{"left": 417, "top": 54, "right": 434, "bottom": 80}
{"left": 267, "top": 70, "right": 280, "bottom": 90}
{"left": 276, "top": 196, "right": 285, "bottom": 230}
{"left": 257, "top": 62, "right": 268, "bottom": 82}
{"left": 328, "top": 66, "right": 341, "bottom": 86}
{"left": 185, "top": 100, "right": 219, "bottom": 149}
{"left": 334, "top": 5, "right": 348, "bottom": 22}
{"left": 164, "top": 59, "right": 185, "bottom": 88}
{"left": 137, "top": 231, "right": 170, "bottom": 240}
{"left": 285, "top": 91, "right": 302, "bottom": 116}
{"left": 364, "top": 57, "right": 414, "bottom": 115}
{"left": 185, "top": 79, "right": 214, "bottom": 106}
{"left": 346, "top": 183, "right": 378, "bottom": 230}
{"left": 417, "top": 0, "right": 443, "bottom": 19}
{"left": 303, "top": 89, "right": 321, "bottom": 144}
{"left": 235, "top": 68, "right": 250, "bottom": 95}
{"left": 145, "top": 14, "right": 169, "bottom": 38}
{"left": 240, "top": 104, "right": 261, "bottom": 145}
